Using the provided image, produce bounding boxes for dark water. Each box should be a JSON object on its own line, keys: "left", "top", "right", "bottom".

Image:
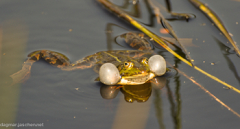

{"left": 0, "top": 0, "right": 240, "bottom": 129}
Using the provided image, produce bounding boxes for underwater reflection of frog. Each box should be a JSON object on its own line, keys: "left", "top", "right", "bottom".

{"left": 10, "top": 32, "right": 166, "bottom": 86}
{"left": 100, "top": 77, "right": 166, "bottom": 103}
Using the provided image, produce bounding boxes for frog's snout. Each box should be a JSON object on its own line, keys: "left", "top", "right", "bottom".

{"left": 99, "top": 63, "right": 121, "bottom": 85}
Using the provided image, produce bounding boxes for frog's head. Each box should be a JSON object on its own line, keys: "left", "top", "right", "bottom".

{"left": 99, "top": 55, "right": 166, "bottom": 85}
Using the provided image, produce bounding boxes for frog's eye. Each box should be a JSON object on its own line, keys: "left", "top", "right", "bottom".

{"left": 148, "top": 55, "right": 166, "bottom": 76}
{"left": 124, "top": 62, "right": 133, "bottom": 68}
{"left": 141, "top": 58, "right": 148, "bottom": 65}
{"left": 99, "top": 63, "right": 121, "bottom": 85}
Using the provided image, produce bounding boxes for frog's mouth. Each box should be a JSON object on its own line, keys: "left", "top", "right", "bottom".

{"left": 117, "top": 72, "right": 155, "bottom": 85}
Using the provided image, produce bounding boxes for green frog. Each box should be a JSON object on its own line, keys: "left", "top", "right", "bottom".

{"left": 10, "top": 32, "right": 166, "bottom": 85}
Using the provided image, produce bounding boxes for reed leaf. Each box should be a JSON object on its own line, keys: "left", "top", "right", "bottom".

{"left": 97, "top": 0, "right": 240, "bottom": 94}
{"left": 189, "top": 0, "right": 240, "bottom": 57}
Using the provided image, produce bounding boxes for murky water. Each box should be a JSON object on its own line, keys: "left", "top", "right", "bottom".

{"left": 0, "top": 0, "right": 240, "bottom": 129}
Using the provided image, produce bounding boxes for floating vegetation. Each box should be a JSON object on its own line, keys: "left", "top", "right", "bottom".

{"left": 97, "top": 0, "right": 240, "bottom": 94}
{"left": 189, "top": 0, "right": 240, "bottom": 57}
{"left": 97, "top": 0, "right": 240, "bottom": 117}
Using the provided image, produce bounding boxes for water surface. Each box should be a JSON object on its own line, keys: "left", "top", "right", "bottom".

{"left": 0, "top": 0, "right": 240, "bottom": 129}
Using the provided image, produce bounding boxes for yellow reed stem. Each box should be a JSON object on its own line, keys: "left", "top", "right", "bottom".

{"left": 97, "top": 0, "right": 240, "bottom": 94}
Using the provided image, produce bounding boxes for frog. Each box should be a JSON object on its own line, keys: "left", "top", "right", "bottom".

{"left": 10, "top": 32, "right": 166, "bottom": 86}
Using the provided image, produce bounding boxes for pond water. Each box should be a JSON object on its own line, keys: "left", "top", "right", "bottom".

{"left": 0, "top": 0, "right": 240, "bottom": 129}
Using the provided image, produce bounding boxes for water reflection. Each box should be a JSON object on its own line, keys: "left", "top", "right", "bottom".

{"left": 100, "top": 76, "right": 167, "bottom": 103}
{"left": 164, "top": 0, "right": 195, "bottom": 21}
{"left": 100, "top": 71, "right": 182, "bottom": 128}
{"left": 117, "top": 0, "right": 140, "bottom": 17}
{"left": 153, "top": 76, "right": 182, "bottom": 129}
{"left": 122, "top": 83, "right": 152, "bottom": 103}
{"left": 214, "top": 37, "right": 240, "bottom": 85}
{"left": 0, "top": 19, "right": 28, "bottom": 125}
{"left": 100, "top": 85, "right": 120, "bottom": 99}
